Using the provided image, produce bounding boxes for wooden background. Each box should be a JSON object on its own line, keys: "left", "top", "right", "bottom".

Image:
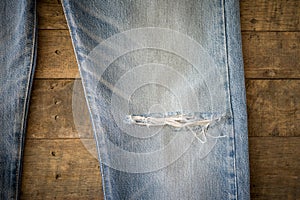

{"left": 21, "top": 0, "right": 300, "bottom": 199}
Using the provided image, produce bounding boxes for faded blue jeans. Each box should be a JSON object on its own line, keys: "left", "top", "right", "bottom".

{"left": 0, "top": 0, "right": 249, "bottom": 199}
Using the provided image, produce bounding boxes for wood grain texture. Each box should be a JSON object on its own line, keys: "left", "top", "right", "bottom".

{"left": 26, "top": 80, "right": 78, "bottom": 138}
{"left": 38, "top": 0, "right": 300, "bottom": 31}
{"left": 35, "top": 30, "right": 79, "bottom": 79}
{"left": 246, "top": 80, "right": 300, "bottom": 137}
{"left": 35, "top": 30, "right": 300, "bottom": 79}
{"left": 27, "top": 79, "right": 93, "bottom": 139}
{"left": 243, "top": 31, "right": 300, "bottom": 79}
{"left": 240, "top": 0, "right": 300, "bottom": 31}
{"left": 38, "top": 0, "right": 67, "bottom": 30}
{"left": 21, "top": 139, "right": 103, "bottom": 200}
{"left": 249, "top": 137, "right": 300, "bottom": 200}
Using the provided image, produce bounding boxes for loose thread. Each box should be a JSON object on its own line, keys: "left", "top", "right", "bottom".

{"left": 125, "top": 113, "right": 228, "bottom": 143}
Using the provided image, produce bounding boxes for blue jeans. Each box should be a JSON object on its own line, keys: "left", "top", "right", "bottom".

{"left": 0, "top": 0, "right": 249, "bottom": 199}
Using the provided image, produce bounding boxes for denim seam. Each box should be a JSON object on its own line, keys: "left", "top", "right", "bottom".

{"left": 15, "top": 0, "right": 38, "bottom": 199}
{"left": 61, "top": 1, "right": 110, "bottom": 199}
{"left": 221, "top": 0, "right": 238, "bottom": 199}
{"left": 223, "top": 0, "right": 250, "bottom": 199}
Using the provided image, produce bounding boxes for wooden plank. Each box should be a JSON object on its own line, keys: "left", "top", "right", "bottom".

{"left": 27, "top": 79, "right": 94, "bottom": 139}
{"left": 243, "top": 32, "right": 300, "bottom": 79}
{"left": 240, "top": 0, "right": 300, "bottom": 31}
{"left": 36, "top": 0, "right": 300, "bottom": 79}
{"left": 246, "top": 79, "right": 300, "bottom": 137}
{"left": 26, "top": 80, "right": 79, "bottom": 138}
{"left": 38, "top": 0, "right": 68, "bottom": 30}
{"left": 35, "top": 30, "right": 300, "bottom": 79}
{"left": 21, "top": 139, "right": 103, "bottom": 199}
{"left": 35, "top": 30, "right": 79, "bottom": 79}
{"left": 37, "top": 0, "right": 300, "bottom": 31}
{"left": 27, "top": 79, "right": 300, "bottom": 138}
{"left": 21, "top": 137, "right": 300, "bottom": 199}
{"left": 249, "top": 137, "right": 300, "bottom": 200}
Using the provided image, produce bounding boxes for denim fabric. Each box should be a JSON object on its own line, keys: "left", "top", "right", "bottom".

{"left": 0, "top": 0, "right": 37, "bottom": 199}
{"left": 62, "top": 0, "right": 249, "bottom": 199}
{"left": 0, "top": 0, "right": 249, "bottom": 199}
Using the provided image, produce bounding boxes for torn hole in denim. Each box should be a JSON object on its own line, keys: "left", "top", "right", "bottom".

{"left": 124, "top": 112, "right": 228, "bottom": 143}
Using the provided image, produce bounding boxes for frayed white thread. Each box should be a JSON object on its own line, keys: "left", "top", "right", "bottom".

{"left": 126, "top": 115, "right": 211, "bottom": 128}
{"left": 125, "top": 113, "right": 228, "bottom": 143}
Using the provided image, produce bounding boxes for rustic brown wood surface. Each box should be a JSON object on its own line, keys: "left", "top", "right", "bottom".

{"left": 21, "top": 0, "right": 300, "bottom": 199}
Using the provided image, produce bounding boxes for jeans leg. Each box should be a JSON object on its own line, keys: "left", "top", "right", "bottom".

{"left": 62, "top": 0, "right": 249, "bottom": 199}
{"left": 0, "top": 0, "right": 37, "bottom": 199}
